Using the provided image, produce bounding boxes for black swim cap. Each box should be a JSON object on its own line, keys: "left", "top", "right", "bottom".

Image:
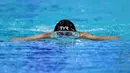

{"left": 54, "top": 19, "right": 77, "bottom": 32}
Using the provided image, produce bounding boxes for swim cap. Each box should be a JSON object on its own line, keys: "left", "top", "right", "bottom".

{"left": 54, "top": 19, "right": 77, "bottom": 32}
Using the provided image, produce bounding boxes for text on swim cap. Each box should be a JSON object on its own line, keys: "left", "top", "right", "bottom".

{"left": 60, "top": 26, "right": 69, "bottom": 30}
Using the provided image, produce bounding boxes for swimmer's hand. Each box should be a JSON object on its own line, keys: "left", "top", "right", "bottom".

{"left": 110, "top": 36, "right": 120, "bottom": 40}
{"left": 9, "top": 33, "right": 52, "bottom": 41}
{"left": 79, "top": 32, "right": 120, "bottom": 40}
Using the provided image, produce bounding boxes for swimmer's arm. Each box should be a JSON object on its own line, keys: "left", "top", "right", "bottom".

{"left": 10, "top": 33, "right": 52, "bottom": 41}
{"left": 79, "top": 32, "right": 120, "bottom": 40}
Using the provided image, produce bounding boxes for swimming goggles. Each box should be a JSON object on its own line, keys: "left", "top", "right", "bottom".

{"left": 51, "top": 31, "right": 79, "bottom": 38}
{"left": 56, "top": 31, "right": 74, "bottom": 37}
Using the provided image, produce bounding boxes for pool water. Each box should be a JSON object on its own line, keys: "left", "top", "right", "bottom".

{"left": 0, "top": 41, "right": 130, "bottom": 73}
{"left": 0, "top": 0, "right": 130, "bottom": 73}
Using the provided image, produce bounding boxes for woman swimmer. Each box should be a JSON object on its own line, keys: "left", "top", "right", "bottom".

{"left": 10, "top": 19, "right": 120, "bottom": 41}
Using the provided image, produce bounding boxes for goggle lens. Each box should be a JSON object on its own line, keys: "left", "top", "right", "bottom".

{"left": 57, "top": 32, "right": 73, "bottom": 37}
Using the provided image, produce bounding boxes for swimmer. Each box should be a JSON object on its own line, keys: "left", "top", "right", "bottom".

{"left": 10, "top": 19, "right": 120, "bottom": 41}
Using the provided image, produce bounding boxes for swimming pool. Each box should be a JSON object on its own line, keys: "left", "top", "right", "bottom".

{"left": 0, "top": 0, "right": 130, "bottom": 73}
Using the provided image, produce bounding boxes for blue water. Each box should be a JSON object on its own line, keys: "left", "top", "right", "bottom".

{"left": 0, "top": 0, "right": 130, "bottom": 73}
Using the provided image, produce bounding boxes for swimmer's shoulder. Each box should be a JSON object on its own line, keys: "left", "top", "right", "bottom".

{"left": 40, "top": 32, "right": 53, "bottom": 38}
{"left": 78, "top": 31, "right": 92, "bottom": 38}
